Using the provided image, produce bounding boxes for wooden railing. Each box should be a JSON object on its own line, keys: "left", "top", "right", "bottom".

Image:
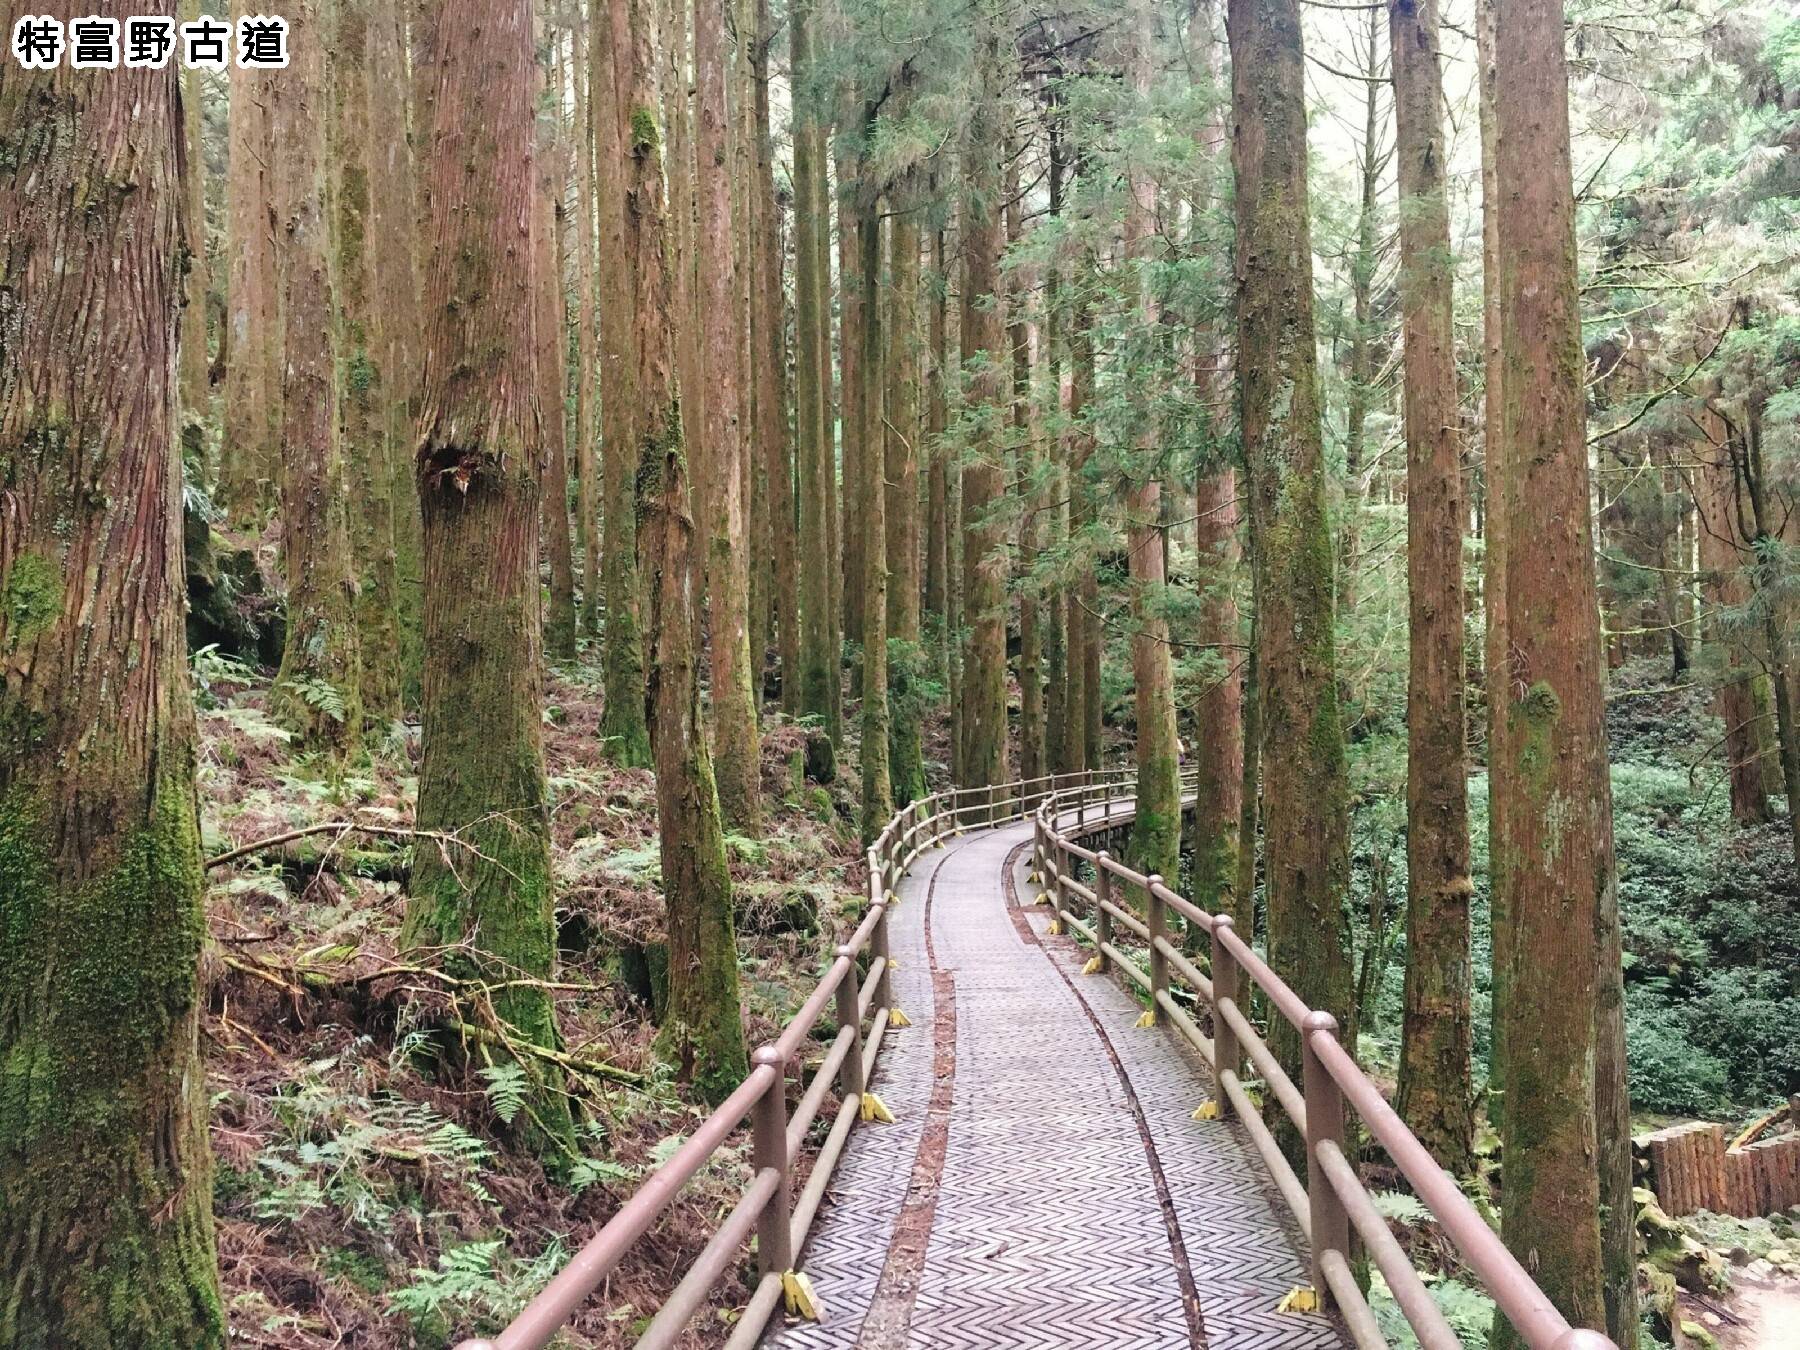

{"left": 1030, "top": 782, "right": 1617, "bottom": 1350}
{"left": 455, "top": 769, "right": 1133, "bottom": 1350}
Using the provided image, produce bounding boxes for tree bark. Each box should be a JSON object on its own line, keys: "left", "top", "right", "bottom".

{"left": 857, "top": 182, "right": 893, "bottom": 841}
{"left": 179, "top": 0, "right": 209, "bottom": 435}
{"left": 628, "top": 0, "right": 748, "bottom": 1104}
{"left": 370, "top": 0, "right": 424, "bottom": 697}
{"left": 404, "top": 0, "right": 575, "bottom": 1158}
{"left": 1388, "top": 0, "right": 1475, "bottom": 1177}
{"left": 696, "top": 0, "right": 762, "bottom": 832}
{"left": 839, "top": 147, "right": 866, "bottom": 670}
{"left": 537, "top": 37, "right": 578, "bottom": 666}
{"left": 597, "top": 0, "right": 655, "bottom": 764}
{"left": 221, "top": 0, "right": 278, "bottom": 522}
{"left": 791, "top": 0, "right": 838, "bottom": 750}
{"left": 1124, "top": 0, "right": 1180, "bottom": 883}
{"left": 1492, "top": 0, "right": 1635, "bottom": 1340}
{"left": 1009, "top": 173, "right": 1045, "bottom": 791}
{"left": 0, "top": 26, "right": 225, "bottom": 1343}
{"left": 573, "top": 12, "right": 603, "bottom": 642}
{"left": 753, "top": 0, "right": 800, "bottom": 716}
{"left": 1228, "top": 0, "right": 1354, "bottom": 1165}
{"left": 960, "top": 11, "right": 1011, "bottom": 805}
{"left": 334, "top": 0, "right": 404, "bottom": 720}
{"left": 1695, "top": 409, "right": 1770, "bottom": 825}
{"left": 887, "top": 170, "right": 927, "bottom": 806}
{"left": 272, "top": 0, "right": 363, "bottom": 752}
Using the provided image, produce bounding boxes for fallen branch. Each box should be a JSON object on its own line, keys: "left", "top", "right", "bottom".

{"left": 451, "top": 1020, "right": 644, "bottom": 1086}
{"left": 206, "top": 820, "right": 449, "bottom": 869}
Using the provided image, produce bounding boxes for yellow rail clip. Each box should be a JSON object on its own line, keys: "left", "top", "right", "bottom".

{"left": 860, "top": 1092, "right": 897, "bottom": 1124}
{"left": 1277, "top": 1286, "right": 1320, "bottom": 1314}
{"left": 782, "top": 1269, "right": 825, "bottom": 1321}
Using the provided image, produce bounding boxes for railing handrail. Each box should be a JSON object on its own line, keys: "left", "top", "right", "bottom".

{"left": 456, "top": 768, "right": 1133, "bottom": 1350}
{"left": 1029, "top": 782, "right": 1616, "bottom": 1350}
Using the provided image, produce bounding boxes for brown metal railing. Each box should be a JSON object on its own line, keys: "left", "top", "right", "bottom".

{"left": 455, "top": 769, "right": 1133, "bottom": 1350}
{"left": 1029, "top": 784, "right": 1618, "bottom": 1350}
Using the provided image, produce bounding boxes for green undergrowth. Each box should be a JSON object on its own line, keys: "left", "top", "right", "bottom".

{"left": 197, "top": 662, "right": 871, "bottom": 1347}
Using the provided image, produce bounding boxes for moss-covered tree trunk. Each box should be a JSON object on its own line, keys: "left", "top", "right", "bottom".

{"left": 595, "top": 0, "right": 654, "bottom": 763}
{"left": 403, "top": 0, "right": 575, "bottom": 1160}
{"left": 925, "top": 220, "right": 950, "bottom": 667}
{"left": 960, "top": 11, "right": 1012, "bottom": 806}
{"left": 0, "top": 28, "right": 225, "bottom": 1343}
{"left": 886, "top": 170, "right": 927, "bottom": 806}
{"left": 857, "top": 191, "right": 894, "bottom": 841}
{"left": 572, "top": 13, "right": 602, "bottom": 642}
{"left": 370, "top": 0, "right": 424, "bottom": 698}
{"left": 1474, "top": 0, "right": 1510, "bottom": 1133}
{"left": 1189, "top": 466, "right": 1242, "bottom": 918}
{"left": 1070, "top": 254, "right": 1103, "bottom": 773}
{"left": 334, "top": 0, "right": 403, "bottom": 722}
{"left": 1044, "top": 128, "right": 1073, "bottom": 777}
{"left": 1389, "top": 0, "right": 1475, "bottom": 1177}
{"left": 1123, "top": 0, "right": 1181, "bottom": 881}
{"left": 791, "top": 0, "right": 838, "bottom": 748}
{"left": 1008, "top": 174, "right": 1045, "bottom": 790}
{"left": 1227, "top": 0, "right": 1354, "bottom": 1164}
{"left": 696, "top": 0, "right": 763, "bottom": 833}
{"left": 536, "top": 46, "right": 579, "bottom": 666}
{"left": 839, "top": 148, "right": 866, "bottom": 670}
{"left": 273, "top": 0, "right": 363, "bottom": 753}
{"left": 1491, "top": 0, "right": 1636, "bottom": 1341}
{"left": 221, "top": 0, "right": 278, "bottom": 523}
{"left": 628, "top": 16, "right": 749, "bottom": 1102}
{"left": 1337, "top": 3, "right": 1383, "bottom": 620}
{"left": 754, "top": 0, "right": 800, "bottom": 718}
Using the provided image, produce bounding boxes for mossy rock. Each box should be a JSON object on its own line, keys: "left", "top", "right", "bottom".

{"left": 736, "top": 883, "right": 822, "bottom": 938}
{"left": 184, "top": 497, "right": 284, "bottom": 665}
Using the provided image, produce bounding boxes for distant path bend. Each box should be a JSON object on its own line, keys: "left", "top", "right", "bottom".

{"left": 763, "top": 814, "right": 1345, "bottom": 1350}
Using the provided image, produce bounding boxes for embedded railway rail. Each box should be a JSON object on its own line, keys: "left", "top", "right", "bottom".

{"left": 457, "top": 771, "right": 1618, "bottom": 1350}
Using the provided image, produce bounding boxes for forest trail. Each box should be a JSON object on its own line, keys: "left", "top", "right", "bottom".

{"left": 763, "top": 815, "right": 1343, "bottom": 1350}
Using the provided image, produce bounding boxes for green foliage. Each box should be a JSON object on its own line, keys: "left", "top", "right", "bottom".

{"left": 1369, "top": 1271, "right": 1498, "bottom": 1350}
{"left": 283, "top": 673, "right": 349, "bottom": 725}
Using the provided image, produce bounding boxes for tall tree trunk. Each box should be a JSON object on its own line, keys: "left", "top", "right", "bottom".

{"left": 273, "top": 0, "right": 363, "bottom": 752}
{"left": 697, "top": 0, "right": 762, "bottom": 831}
{"left": 839, "top": 147, "right": 866, "bottom": 670}
{"left": 1389, "top": 0, "right": 1475, "bottom": 1177}
{"left": 960, "top": 11, "right": 1011, "bottom": 804}
{"left": 1125, "top": 0, "right": 1180, "bottom": 882}
{"left": 179, "top": 0, "right": 209, "bottom": 436}
{"left": 628, "top": 0, "right": 748, "bottom": 1103}
{"left": 1492, "top": 0, "right": 1636, "bottom": 1340}
{"left": 221, "top": 3, "right": 278, "bottom": 522}
{"left": 1339, "top": 1, "right": 1383, "bottom": 618}
{"left": 1228, "top": 0, "right": 1354, "bottom": 1166}
{"left": 371, "top": 0, "right": 424, "bottom": 697}
{"left": 335, "top": 0, "right": 403, "bottom": 722}
{"left": 1695, "top": 409, "right": 1770, "bottom": 825}
{"left": 404, "top": 0, "right": 575, "bottom": 1159}
{"left": 1474, "top": 0, "right": 1509, "bottom": 1135}
{"left": 0, "top": 27, "right": 225, "bottom": 1343}
{"left": 857, "top": 182, "right": 893, "bottom": 841}
{"left": 597, "top": 0, "right": 655, "bottom": 765}
{"left": 1043, "top": 124, "right": 1071, "bottom": 777}
{"left": 1185, "top": 0, "right": 1240, "bottom": 928}
{"left": 791, "top": 0, "right": 838, "bottom": 750}
{"left": 887, "top": 171, "right": 927, "bottom": 806}
{"left": 573, "top": 12, "right": 602, "bottom": 641}
{"left": 1009, "top": 174, "right": 1045, "bottom": 790}
{"left": 1071, "top": 270, "right": 1103, "bottom": 773}
{"left": 538, "top": 39, "right": 579, "bottom": 666}
{"left": 754, "top": 0, "right": 800, "bottom": 716}
{"left": 925, "top": 221, "right": 950, "bottom": 660}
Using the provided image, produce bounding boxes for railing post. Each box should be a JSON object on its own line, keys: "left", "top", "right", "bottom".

{"left": 1094, "top": 851, "right": 1113, "bottom": 972}
{"left": 750, "top": 1046, "right": 794, "bottom": 1280}
{"left": 872, "top": 880, "right": 894, "bottom": 1012}
{"left": 1210, "top": 915, "right": 1241, "bottom": 1096}
{"left": 1301, "top": 1011, "right": 1350, "bottom": 1303}
{"left": 834, "top": 945, "right": 866, "bottom": 1098}
{"left": 1146, "top": 875, "right": 1167, "bottom": 1024}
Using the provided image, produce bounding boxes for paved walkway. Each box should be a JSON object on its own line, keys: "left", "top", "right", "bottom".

{"left": 764, "top": 817, "right": 1344, "bottom": 1350}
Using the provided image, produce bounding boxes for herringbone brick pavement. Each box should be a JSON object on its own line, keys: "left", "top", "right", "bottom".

{"left": 763, "top": 817, "right": 1344, "bottom": 1350}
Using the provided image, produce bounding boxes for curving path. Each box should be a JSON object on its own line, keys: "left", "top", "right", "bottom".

{"left": 763, "top": 815, "right": 1345, "bottom": 1350}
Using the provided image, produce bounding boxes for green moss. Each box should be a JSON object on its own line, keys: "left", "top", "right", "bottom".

{"left": 630, "top": 104, "right": 661, "bottom": 153}
{"left": 3, "top": 552, "right": 60, "bottom": 643}
{"left": 347, "top": 348, "right": 378, "bottom": 396}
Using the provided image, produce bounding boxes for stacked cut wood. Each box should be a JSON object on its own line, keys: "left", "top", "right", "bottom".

{"left": 1635, "top": 1121, "right": 1800, "bottom": 1217}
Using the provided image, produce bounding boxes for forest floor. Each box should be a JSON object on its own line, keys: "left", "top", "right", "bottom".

{"left": 195, "top": 653, "right": 876, "bottom": 1348}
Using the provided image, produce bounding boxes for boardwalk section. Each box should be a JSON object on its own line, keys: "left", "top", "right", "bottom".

{"left": 765, "top": 818, "right": 1342, "bottom": 1350}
